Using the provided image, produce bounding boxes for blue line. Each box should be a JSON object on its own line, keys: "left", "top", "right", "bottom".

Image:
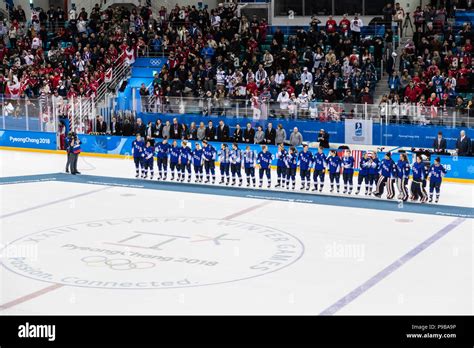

{"left": 0, "top": 173, "right": 473, "bottom": 218}
{"left": 319, "top": 217, "right": 466, "bottom": 315}
{"left": 0, "top": 184, "right": 110, "bottom": 219}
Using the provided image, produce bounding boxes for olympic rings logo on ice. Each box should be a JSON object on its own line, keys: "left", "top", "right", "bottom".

{"left": 81, "top": 255, "right": 155, "bottom": 270}
{"left": 1, "top": 217, "right": 304, "bottom": 289}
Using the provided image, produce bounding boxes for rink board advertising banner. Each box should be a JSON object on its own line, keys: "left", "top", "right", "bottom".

{"left": 0, "top": 130, "right": 57, "bottom": 150}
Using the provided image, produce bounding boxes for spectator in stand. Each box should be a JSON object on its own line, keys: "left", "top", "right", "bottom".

{"left": 145, "top": 121, "right": 156, "bottom": 140}
{"left": 289, "top": 127, "right": 303, "bottom": 146}
{"left": 456, "top": 130, "right": 471, "bottom": 156}
{"left": 188, "top": 122, "right": 198, "bottom": 140}
{"left": 350, "top": 14, "right": 363, "bottom": 46}
{"left": 433, "top": 131, "right": 447, "bottom": 154}
{"left": 139, "top": 83, "right": 150, "bottom": 112}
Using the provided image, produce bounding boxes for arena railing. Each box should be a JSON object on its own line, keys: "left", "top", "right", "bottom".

{"left": 1, "top": 96, "right": 472, "bottom": 137}
{"left": 128, "top": 95, "right": 473, "bottom": 128}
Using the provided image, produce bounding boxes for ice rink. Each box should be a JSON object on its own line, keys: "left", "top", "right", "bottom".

{"left": 0, "top": 149, "right": 473, "bottom": 315}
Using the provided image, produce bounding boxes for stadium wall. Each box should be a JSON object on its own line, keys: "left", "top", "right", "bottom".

{"left": 0, "top": 129, "right": 473, "bottom": 182}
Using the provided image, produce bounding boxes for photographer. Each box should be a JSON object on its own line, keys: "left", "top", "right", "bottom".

{"left": 67, "top": 132, "right": 82, "bottom": 174}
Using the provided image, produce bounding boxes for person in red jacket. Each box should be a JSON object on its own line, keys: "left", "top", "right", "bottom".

{"left": 326, "top": 16, "right": 337, "bottom": 34}
{"left": 339, "top": 14, "right": 351, "bottom": 35}
{"left": 404, "top": 81, "right": 422, "bottom": 103}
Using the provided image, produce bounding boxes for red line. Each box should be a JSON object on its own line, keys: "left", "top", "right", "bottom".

{"left": 222, "top": 200, "right": 273, "bottom": 220}
{"left": 0, "top": 283, "right": 64, "bottom": 311}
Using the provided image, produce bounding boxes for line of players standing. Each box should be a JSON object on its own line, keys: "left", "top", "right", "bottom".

{"left": 131, "top": 134, "right": 448, "bottom": 204}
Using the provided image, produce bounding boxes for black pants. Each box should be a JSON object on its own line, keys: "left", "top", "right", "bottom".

{"left": 204, "top": 161, "right": 215, "bottom": 175}
{"left": 329, "top": 172, "right": 340, "bottom": 188}
{"left": 157, "top": 157, "right": 168, "bottom": 171}
{"left": 170, "top": 162, "right": 179, "bottom": 174}
{"left": 245, "top": 167, "right": 255, "bottom": 177}
{"left": 357, "top": 174, "right": 368, "bottom": 187}
{"left": 259, "top": 167, "right": 271, "bottom": 180}
{"left": 180, "top": 163, "right": 191, "bottom": 174}
{"left": 313, "top": 169, "right": 325, "bottom": 184}
{"left": 194, "top": 165, "right": 203, "bottom": 174}
{"left": 300, "top": 169, "right": 310, "bottom": 181}
{"left": 277, "top": 166, "right": 287, "bottom": 179}
{"left": 231, "top": 164, "right": 242, "bottom": 178}
{"left": 134, "top": 157, "right": 143, "bottom": 170}
{"left": 342, "top": 172, "right": 354, "bottom": 191}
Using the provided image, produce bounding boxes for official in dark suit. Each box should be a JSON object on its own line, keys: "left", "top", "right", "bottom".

{"left": 134, "top": 118, "right": 146, "bottom": 137}
{"left": 145, "top": 121, "right": 156, "bottom": 140}
{"left": 205, "top": 121, "right": 216, "bottom": 141}
{"left": 432, "top": 131, "right": 447, "bottom": 154}
{"left": 216, "top": 120, "right": 230, "bottom": 142}
{"left": 243, "top": 123, "right": 255, "bottom": 143}
{"left": 96, "top": 116, "right": 107, "bottom": 134}
{"left": 318, "top": 129, "right": 330, "bottom": 148}
{"left": 456, "top": 130, "right": 471, "bottom": 156}
{"left": 264, "top": 122, "right": 277, "bottom": 145}
{"left": 110, "top": 117, "right": 122, "bottom": 136}
{"left": 233, "top": 124, "right": 243, "bottom": 143}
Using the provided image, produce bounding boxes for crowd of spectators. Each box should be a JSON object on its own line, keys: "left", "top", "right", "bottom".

{"left": 378, "top": 3, "right": 474, "bottom": 124}
{"left": 0, "top": 3, "right": 145, "bottom": 116}
{"left": 139, "top": 2, "right": 389, "bottom": 116}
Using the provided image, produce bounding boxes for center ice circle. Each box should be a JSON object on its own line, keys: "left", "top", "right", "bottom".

{"left": 2, "top": 217, "right": 304, "bottom": 289}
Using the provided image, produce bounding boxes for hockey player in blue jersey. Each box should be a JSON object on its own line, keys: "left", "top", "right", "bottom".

{"left": 431, "top": 71, "right": 445, "bottom": 99}
{"left": 355, "top": 152, "right": 370, "bottom": 195}
{"left": 131, "top": 134, "right": 145, "bottom": 178}
{"left": 396, "top": 153, "right": 411, "bottom": 201}
{"left": 367, "top": 154, "right": 380, "bottom": 194}
{"left": 428, "top": 157, "right": 447, "bottom": 203}
{"left": 411, "top": 155, "right": 428, "bottom": 202}
{"left": 257, "top": 145, "right": 273, "bottom": 188}
{"left": 155, "top": 137, "right": 170, "bottom": 180}
{"left": 218, "top": 143, "right": 231, "bottom": 185}
{"left": 373, "top": 152, "right": 397, "bottom": 199}
{"left": 143, "top": 140, "right": 155, "bottom": 179}
{"left": 298, "top": 144, "right": 313, "bottom": 190}
{"left": 312, "top": 146, "right": 326, "bottom": 192}
{"left": 169, "top": 140, "right": 181, "bottom": 181}
{"left": 285, "top": 147, "right": 298, "bottom": 190}
{"left": 341, "top": 149, "right": 355, "bottom": 194}
{"left": 327, "top": 149, "right": 341, "bottom": 193}
{"left": 192, "top": 143, "right": 204, "bottom": 183}
{"left": 202, "top": 140, "right": 217, "bottom": 184}
{"left": 275, "top": 144, "right": 288, "bottom": 188}
{"left": 230, "top": 143, "right": 243, "bottom": 186}
{"left": 178, "top": 140, "right": 192, "bottom": 183}
{"left": 243, "top": 145, "right": 257, "bottom": 187}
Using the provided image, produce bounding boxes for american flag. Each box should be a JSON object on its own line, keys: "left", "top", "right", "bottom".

{"left": 337, "top": 149, "right": 364, "bottom": 169}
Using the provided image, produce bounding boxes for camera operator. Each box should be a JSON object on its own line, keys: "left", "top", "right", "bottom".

{"left": 67, "top": 132, "right": 82, "bottom": 174}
